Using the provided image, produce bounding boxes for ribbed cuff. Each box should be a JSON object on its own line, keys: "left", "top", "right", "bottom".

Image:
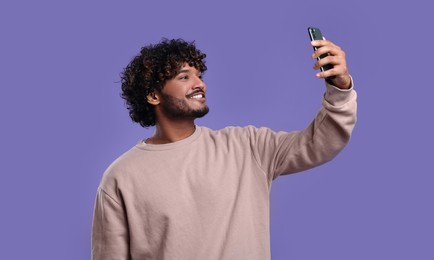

{"left": 323, "top": 76, "right": 355, "bottom": 107}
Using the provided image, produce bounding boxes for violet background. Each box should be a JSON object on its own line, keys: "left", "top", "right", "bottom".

{"left": 1, "top": 0, "right": 433, "bottom": 259}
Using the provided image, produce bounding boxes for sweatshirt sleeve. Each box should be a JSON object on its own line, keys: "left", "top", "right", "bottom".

{"left": 92, "top": 187, "right": 130, "bottom": 260}
{"left": 249, "top": 80, "right": 357, "bottom": 182}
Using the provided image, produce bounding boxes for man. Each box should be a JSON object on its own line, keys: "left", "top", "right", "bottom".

{"left": 92, "top": 38, "right": 356, "bottom": 259}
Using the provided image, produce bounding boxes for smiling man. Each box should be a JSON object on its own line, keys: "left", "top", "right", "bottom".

{"left": 92, "top": 38, "right": 357, "bottom": 260}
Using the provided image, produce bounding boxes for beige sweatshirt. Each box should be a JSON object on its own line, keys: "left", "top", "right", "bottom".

{"left": 92, "top": 83, "right": 357, "bottom": 260}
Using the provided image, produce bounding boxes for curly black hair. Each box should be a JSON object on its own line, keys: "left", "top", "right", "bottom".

{"left": 120, "top": 38, "right": 207, "bottom": 127}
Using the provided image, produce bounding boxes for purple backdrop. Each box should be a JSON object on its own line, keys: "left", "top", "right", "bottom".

{"left": 1, "top": 0, "right": 433, "bottom": 259}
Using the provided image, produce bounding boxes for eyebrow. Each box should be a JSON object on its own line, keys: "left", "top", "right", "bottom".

{"left": 176, "top": 69, "right": 202, "bottom": 76}
{"left": 176, "top": 69, "right": 190, "bottom": 75}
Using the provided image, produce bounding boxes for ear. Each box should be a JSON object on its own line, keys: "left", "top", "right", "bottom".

{"left": 146, "top": 92, "right": 160, "bottom": 105}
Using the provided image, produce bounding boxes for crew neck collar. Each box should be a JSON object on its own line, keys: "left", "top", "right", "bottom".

{"left": 135, "top": 126, "right": 202, "bottom": 151}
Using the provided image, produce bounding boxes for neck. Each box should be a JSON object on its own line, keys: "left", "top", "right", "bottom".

{"left": 147, "top": 118, "right": 196, "bottom": 145}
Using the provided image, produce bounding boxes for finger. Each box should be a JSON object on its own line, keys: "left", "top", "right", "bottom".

{"left": 311, "top": 39, "right": 328, "bottom": 45}
{"left": 311, "top": 39, "right": 336, "bottom": 48}
{"left": 312, "top": 46, "right": 332, "bottom": 59}
{"left": 314, "top": 57, "right": 348, "bottom": 72}
{"left": 312, "top": 45, "right": 344, "bottom": 59}
{"left": 313, "top": 56, "right": 341, "bottom": 70}
{"left": 315, "top": 63, "right": 349, "bottom": 79}
{"left": 315, "top": 69, "right": 338, "bottom": 79}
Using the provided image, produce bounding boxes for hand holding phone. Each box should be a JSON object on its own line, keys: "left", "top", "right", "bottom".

{"left": 307, "top": 27, "right": 352, "bottom": 88}
{"left": 308, "top": 27, "right": 334, "bottom": 73}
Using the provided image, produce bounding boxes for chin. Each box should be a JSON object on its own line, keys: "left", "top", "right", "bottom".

{"left": 193, "top": 106, "right": 209, "bottom": 118}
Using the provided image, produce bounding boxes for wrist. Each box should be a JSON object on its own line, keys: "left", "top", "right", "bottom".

{"left": 331, "top": 74, "right": 351, "bottom": 89}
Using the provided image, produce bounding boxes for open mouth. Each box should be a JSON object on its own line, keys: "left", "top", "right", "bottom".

{"left": 187, "top": 91, "right": 206, "bottom": 99}
{"left": 190, "top": 93, "right": 205, "bottom": 99}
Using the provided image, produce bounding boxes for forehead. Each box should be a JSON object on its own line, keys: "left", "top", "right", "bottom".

{"left": 177, "top": 63, "right": 200, "bottom": 74}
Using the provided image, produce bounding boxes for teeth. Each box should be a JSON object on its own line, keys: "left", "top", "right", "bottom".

{"left": 191, "top": 94, "right": 203, "bottom": 99}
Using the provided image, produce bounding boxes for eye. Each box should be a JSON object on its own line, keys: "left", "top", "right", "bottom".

{"left": 179, "top": 75, "right": 188, "bottom": 80}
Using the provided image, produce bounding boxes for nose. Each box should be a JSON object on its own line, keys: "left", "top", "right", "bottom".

{"left": 194, "top": 76, "right": 206, "bottom": 92}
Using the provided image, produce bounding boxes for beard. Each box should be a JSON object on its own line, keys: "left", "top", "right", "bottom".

{"left": 159, "top": 91, "right": 209, "bottom": 119}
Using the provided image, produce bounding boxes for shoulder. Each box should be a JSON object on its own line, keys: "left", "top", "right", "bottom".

{"left": 199, "top": 125, "right": 261, "bottom": 137}
{"left": 199, "top": 125, "right": 281, "bottom": 145}
{"left": 98, "top": 146, "right": 144, "bottom": 192}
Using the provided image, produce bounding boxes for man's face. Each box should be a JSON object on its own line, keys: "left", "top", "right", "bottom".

{"left": 158, "top": 63, "right": 209, "bottom": 119}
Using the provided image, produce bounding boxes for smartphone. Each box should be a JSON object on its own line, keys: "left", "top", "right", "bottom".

{"left": 308, "top": 27, "right": 333, "bottom": 72}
